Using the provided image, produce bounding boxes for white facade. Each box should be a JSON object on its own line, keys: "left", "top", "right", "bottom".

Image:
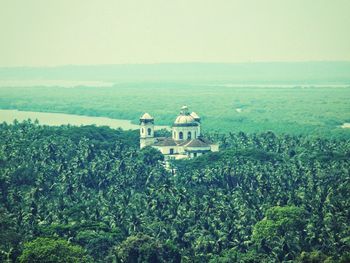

{"left": 153, "top": 145, "right": 178, "bottom": 155}
{"left": 172, "top": 125, "right": 200, "bottom": 140}
{"left": 140, "top": 113, "right": 156, "bottom": 149}
{"left": 139, "top": 106, "right": 219, "bottom": 159}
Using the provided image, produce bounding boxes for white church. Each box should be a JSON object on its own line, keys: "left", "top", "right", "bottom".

{"left": 140, "top": 106, "right": 219, "bottom": 159}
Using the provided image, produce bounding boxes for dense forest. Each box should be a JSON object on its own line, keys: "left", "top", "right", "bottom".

{"left": 0, "top": 121, "right": 349, "bottom": 262}
{"left": 1, "top": 84, "right": 350, "bottom": 138}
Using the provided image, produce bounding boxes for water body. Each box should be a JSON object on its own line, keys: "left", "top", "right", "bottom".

{"left": 341, "top": 123, "right": 350, "bottom": 129}
{"left": 0, "top": 109, "right": 169, "bottom": 130}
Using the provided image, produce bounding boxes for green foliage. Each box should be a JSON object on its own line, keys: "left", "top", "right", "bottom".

{"left": 0, "top": 208, "right": 21, "bottom": 262}
{"left": 296, "top": 251, "right": 333, "bottom": 263}
{"left": 1, "top": 83, "right": 350, "bottom": 138}
{"left": 19, "top": 237, "right": 93, "bottom": 263}
{"left": 37, "top": 222, "right": 122, "bottom": 261}
{"left": 209, "top": 248, "right": 271, "bottom": 263}
{"left": 139, "top": 146, "right": 164, "bottom": 165}
{"left": 339, "top": 253, "right": 350, "bottom": 263}
{"left": 115, "top": 234, "right": 180, "bottom": 263}
{"left": 154, "top": 128, "right": 172, "bottom": 138}
{"left": 252, "top": 206, "right": 306, "bottom": 261}
{"left": 75, "top": 229, "right": 120, "bottom": 262}
{"left": 0, "top": 122, "right": 349, "bottom": 262}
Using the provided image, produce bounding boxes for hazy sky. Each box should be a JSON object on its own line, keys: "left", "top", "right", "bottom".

{"left": 1, "top": 0, "right": 350, "bottom": 66}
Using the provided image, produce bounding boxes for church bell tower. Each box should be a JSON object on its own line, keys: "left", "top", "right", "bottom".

{"left": 140, "top": 113, "right": 155, "bottom": 149}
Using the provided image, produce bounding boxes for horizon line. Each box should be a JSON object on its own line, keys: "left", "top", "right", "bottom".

{"left": 1, "top": 60, "right": 350, "bottom": 69}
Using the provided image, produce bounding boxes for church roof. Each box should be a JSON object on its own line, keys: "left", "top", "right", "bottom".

{"left": 190, "top": 112, "right": 200, "bottom": 120}
{"left": 180, "top": 138, "right": 211, "bottom": 148}
{"left": 153, "top": 138, "right": 177, "bottom": 147}
{"left": 153, "top": 137, "right": 212, "bottom": 148}
{"left": 178, "top": 138, "right": 212, "bottom": 148}
{"left": 198, "top": 137, "right": 214, "bottom": 145}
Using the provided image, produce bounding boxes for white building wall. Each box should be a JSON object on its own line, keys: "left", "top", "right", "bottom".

{"left": 140, "top": 121, "right": 154, "bottom": 149}
{"left": 152, "top": 145, "right": 179, "bottom": 155}
{"left": 140, "top": 138, "right": 156, "bottom": 148}
{"left": 177, "top": 146, "right": 185, "bottom": 154}
{"left": 172, "top": 125, "right": 200, "bottom": 140}
{"left": 210, "top": 144, "right": 219, "bottom": 152}
{"left": 140, "top": 123, "right": 154, "bottom": 138}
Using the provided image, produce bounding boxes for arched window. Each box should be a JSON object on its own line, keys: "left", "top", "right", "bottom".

{"left": 179, "top": 131, "right": 183, "bottom": 140}
{"left": 187, "top": 131, "right": 192, "bottom": 139}
{"left": 141, "top": 128, "right": 144, "bottom": 134}
{"left": 194, "top": 131, "right": 197, "bottom": 138}
{"left": 147, "top": 128, "right": 152, "bottom": 136}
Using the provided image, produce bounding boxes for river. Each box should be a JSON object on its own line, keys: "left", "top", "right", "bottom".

{"left": 0, "top": 109, "right": 169, "bottom": 130}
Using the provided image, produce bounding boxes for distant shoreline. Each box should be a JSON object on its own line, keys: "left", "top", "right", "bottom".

{"left": 0, "top": 109, "right": 169, "bottom": 130}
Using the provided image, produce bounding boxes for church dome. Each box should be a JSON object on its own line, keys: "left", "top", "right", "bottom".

{"left": 173, "top": 106, "right": 199, "bottom": 127}
{"left": 190, "top": 112, "right": 200, "bottom": 122}
{"left": 140, "top": 112, "right": 154, "bottom": 124}
{"left": 140, "top": 112, "right": 153, "bottom": 120}
{"left": 174, "top": 115, "right": 197, "bottom": 125}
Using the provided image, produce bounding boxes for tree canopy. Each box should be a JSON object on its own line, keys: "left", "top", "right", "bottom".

{"left": 19, "top": 237, "right": 92, "bottom": 263}
{"left": 0, "top": 121, "right": 349, "bottom": 262}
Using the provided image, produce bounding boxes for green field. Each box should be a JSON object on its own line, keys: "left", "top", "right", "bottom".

{"left": 0, "top": 83, "right": 350, "bottom": 138}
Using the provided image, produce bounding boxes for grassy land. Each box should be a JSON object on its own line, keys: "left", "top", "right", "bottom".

{"left": 1, "top": 83, "right": 349, "bottom": 138}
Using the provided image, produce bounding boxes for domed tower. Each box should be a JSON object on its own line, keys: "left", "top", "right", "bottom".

{"left": 172, "top": 106, "right": 200, "bottom": 141}
{"left": 140, "top": 113, "right": 155, "bottom": 149}
{"left": 190, "top": 112, "right": 201, "bottom": 123}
